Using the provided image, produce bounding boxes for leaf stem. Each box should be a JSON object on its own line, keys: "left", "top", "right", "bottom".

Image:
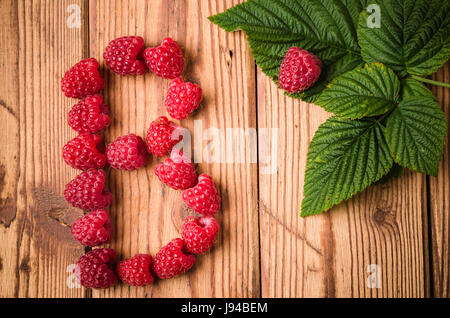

{"left": 411, "top": 75, "right": 450, "bottom": 88}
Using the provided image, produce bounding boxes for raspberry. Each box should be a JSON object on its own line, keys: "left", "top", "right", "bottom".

{"left": 117, "top": 254, "right": 154, "bottom": 286}
{"left": 144, "top": 37, "right": 184, "bottom": 79}
{"left": 64, "top": 169, "right": 112, "bottom": 210}
{"left": 68, "top": 95, "right": 110, "bottom": 134}
{"left": 61, "top": 58, "right": 104, "bottom": 99}
{"left": 75, "top": 248, "right": 118, "bottom": 289}
{"left": 106, "top": 134, "right": 149, "bottom": 170}
{"left": 151, "top": 238, "right": 196, "bottom": 279}
{"left": 71, "top": 209, "right": 113, "bottom": 247}
{"left": 165, "top": 77, "right": 202, "bottom": 120}
{"left": 103, "top": 36, "right": 147, "bottom": 76}
{"left": 182, "top": 216, "right": 219, "bottom": 255}
{"left": 154, "top": 150, "right": 197, "bottom": 190}
{"left": 63, "top": 133, "right": 106, "bottom": 170}
{"left": 278, "top": 47, "right": 322, "bottom": 93}
{"left": 146, "top": 116, "right": 184, "bottom": 157}
{"left": 182, "top": 174, "right": 221, "bottom": 216}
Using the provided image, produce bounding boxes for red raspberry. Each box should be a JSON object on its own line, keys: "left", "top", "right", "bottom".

{"left": 103, "top": 36, "right": 147, "bottom": 76}
{"left": 154, "top": 150, "right": 197, "bottom": 190}
{"left": 144, "top": 37, "right": 184, "bottom": 79}
{"left": 64, "top": 169, "right": 112, "bottom": 210}
{"left": 61, "top": 58, "right": 104, "bottom": 99}
{"left": 68, "top": 95, "right": 110, "bottom": 134}
{"left": 106, "top": 134, "right": 149, "bottom": 170}
{"left": 182, "top": 216, "right": 219, "bottom": 255}
{"left": 71, "top": 209, "right": 113, "bottom": 247}
{"left": 75, "top": 248, "right": 118, "bottom": 289}
{"left": 146, "top": 116, "right": 184, "bottom": 157}
{"left": 165, "top": 77, "right": 202, "bottom": 120}
{"left": 63, "top": 134, "right": 106, "bottom": 170}
{"left": 182, "top": 174, "right": 221, "bottom": 216}
{"left": 278, "top": 47, "right": 322, "bottom": 93}
{"left": 117, "top": 254, "right": 154, "bottom": 286}
{"left": 151, "top": 238, "right": 196, "bottom": 279}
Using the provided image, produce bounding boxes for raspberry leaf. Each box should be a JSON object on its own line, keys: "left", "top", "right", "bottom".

{"left": 358, "top": 0, "right": 450, "bottom": 77}
{"left": 209, "top": 0, "right": 369, "bottom": 102}
{"left": 385, "top": 97, "right": 447, "bottom": 176}
{"left": 211, "top": 0, "right": 449, "bottom": 216}
{"left": 301, "top": 117, "right": 393, "bottom": 216}
{"left": 316, "top": 63, "right": 400, "bottom": 119}
{"left": 400, "top": 78, "right": 437, "bottom": 100}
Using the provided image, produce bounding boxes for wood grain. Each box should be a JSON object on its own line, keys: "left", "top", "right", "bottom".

{"left": 0, "top": 0, "right": 447, "bottom": 299}
{"left": 429, "top": 63, "right": 450, "bottom": 298}
{"left": 0, "top": 0, "right": 87, "bottom": 297}
{"left": 257, "top": 70, "right": 430, "bottom": 297}
{"left": 88, "top": 0, "right": 259, "bottom": 298}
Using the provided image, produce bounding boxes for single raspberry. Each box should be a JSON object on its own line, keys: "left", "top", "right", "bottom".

{"left": 165, "top": 77, "right": 202, "bottom": 120}
{"left": 144, "top": 37, "right": 184, "bottom": 79}
{"left": 64, "top": 169, "right": 112, "bottom": 210}
{"left": 103, "top": 36, "right": 147, "bottom": 76}
{"left": 68, "top": 95, "right": 110, "bottom": 134}
{"left": 182, "top": 174, "right": 221, "bottom": 216}
{"left": 106, "top": 134, "right": 149, "bottom": 170}
{"left": 154, "top": 150, "right": 197, "bottom": 190}
{"left": 61, "top": 58, "right": 104, "bottom": 99}
{"left": 71, "top": 209, "right": 113, "bottom": 247}
{"left": 182, "top": 216, "right": 219, "bottom": 255}
{"left": 146, "top": 116, "right": 184, "bottom": 157}
{"left": 278, "top": 47, "right": 322, "bottom": 93}
{"left": 117, "top": 254, "right": 154, "bottom": 286}
{"left": 75, "top": 248, "right": 118, "bottom": 289}
{"left": 151, "top": 238, "right": 196, "bottom": 279}
{"left": 63, "top": 133, "right": 106, "bottom": 170}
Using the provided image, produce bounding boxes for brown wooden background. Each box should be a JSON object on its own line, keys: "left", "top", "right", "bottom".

{"left": 0, "top": 0, "right": 448, "bottom": 298}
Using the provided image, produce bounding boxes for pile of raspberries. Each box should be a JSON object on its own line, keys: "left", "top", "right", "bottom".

{"left": 61, "top": 36, "right": 221, "bottom": 289}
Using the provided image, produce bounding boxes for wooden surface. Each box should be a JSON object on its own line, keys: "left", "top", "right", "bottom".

{"left": 258, "top": 74, "right": 429, "bottom": 298}
{"left": 0, "top": 0, "right": 448, "bottom": 298}
{"left": 430, "top": 66, "right": 450, "bottom": 298}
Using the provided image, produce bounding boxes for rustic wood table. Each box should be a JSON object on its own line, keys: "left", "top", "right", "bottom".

{"left": 0, "top": 0, "right": 448, "bottom": 298}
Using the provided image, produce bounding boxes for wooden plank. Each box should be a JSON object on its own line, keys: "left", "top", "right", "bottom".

{"left": 257, "top": 70, "right": 429, "bottom": 297}
{"left": 89, "top": 0, "right": 259, "bottom": 298}
{"left": 0, "top": 0, "right": 22, "bottom": 298}
{"left": 429, "top": 63, "right": 450, "bottom": 298}
{"left": 0, "top": 0, "right": 88, "bottom": 297}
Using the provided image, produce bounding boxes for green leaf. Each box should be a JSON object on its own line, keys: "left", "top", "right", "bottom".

{"left": 301, "top": 117, "right": 393, "bottom": 216}
{"left": 401, "top": 78, "right": 437, "bottom": 100}
{"left": 358, "top": 0, "right": 450, "bottom": 76}
{"left": 209, "top": 0, "right": 369, "bottom": 102}
{"left": 316, "top": 63, "right": 400, "bottom": 119}
{"left": 385, "top": 97, "right": 447, "bottom": 176}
